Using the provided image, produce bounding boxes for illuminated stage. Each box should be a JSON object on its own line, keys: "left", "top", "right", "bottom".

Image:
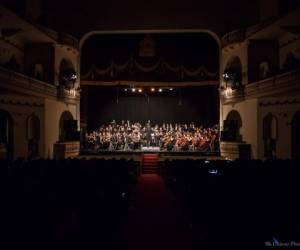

{"left": 80, "top": 148, "right": 221, "bottom": 162}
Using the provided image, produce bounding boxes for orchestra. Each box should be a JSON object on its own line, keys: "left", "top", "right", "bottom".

{"left": 85, "top": 121, "right": 219, "bottom": 152}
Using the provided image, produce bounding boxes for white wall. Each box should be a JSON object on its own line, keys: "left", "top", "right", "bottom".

{"left": 222, "top": 99, "right": 259, "bottom": 158}
{"left": 0, "top": 94, "right": 44, "bottom": 158}
{"left": 258, "top": 96, "right": 300, "bottom": 159}
{"left": 44, "top": 99, "right": 77, "bottom": 158}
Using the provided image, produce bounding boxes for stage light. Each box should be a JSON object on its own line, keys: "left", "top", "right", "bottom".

{"left": 151, "top": 88, "right": 155, "bottom": 92}
{"left": 132, "top": 88, "right": 136, "bottom": 92}
{"left": 158, "top": 88, "right": 163, "bottom": 92}
{"left": 138, "top": 88, "right": 142, "bottom": 93}
{"left": 169, "top": 88, "right": 173, "bottom": 91}
{"left": 124, "top": 88, "right": 128, "bottom": 92}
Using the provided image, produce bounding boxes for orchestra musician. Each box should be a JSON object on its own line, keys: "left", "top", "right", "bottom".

{"left": 85, "top": 121, "right": 219, "bottom": 152}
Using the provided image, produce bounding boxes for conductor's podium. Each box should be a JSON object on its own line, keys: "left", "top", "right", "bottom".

{"left": 53, "top": 141, "right": 80, "bottom": 159}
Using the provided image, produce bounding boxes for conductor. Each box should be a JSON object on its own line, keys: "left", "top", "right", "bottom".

{"left": 145, "top": 120, "right": 152, "bottom": 147}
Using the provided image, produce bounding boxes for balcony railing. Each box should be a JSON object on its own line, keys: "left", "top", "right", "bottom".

{"left": 0, "top": 66, "right": 79, "bottom": 102}
{"left": 57, "top": 86, "right": 80, "bottom": 100}
{"left": 221, "top": 69, "right": 300, "bottom": 104}
{"left": 58, "top": 32, "right": 79, "bottom": 50}
{"left": 245, "top": 69, "right": 300, "bottom": 98}
{"left": 36, "top": 25, "right": 79, "bottom": 50}
{"left": 221, "top": 29, "right": 245, "bottom": 48}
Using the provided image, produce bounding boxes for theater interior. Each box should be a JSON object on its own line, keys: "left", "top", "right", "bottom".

{"left": 1, "top": 0, "right": 300, "bottom": 248}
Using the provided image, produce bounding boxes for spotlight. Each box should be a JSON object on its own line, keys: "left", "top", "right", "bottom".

{"left": 124, "top": 88, "right": 128, "bottom": 92}
{"left": 169, "top": 88, "right": 173, "bottom": 91}
{"left": 132, "top": 88, "right": 136, "bottom": 92}
{"left": 138, "top": 88, "right": 142, "bottom": 93}
{"left": 158, "top": 88, "right": 163, "bottom": 92}
{"left": 151, "top": 88, "right": 155, "bottom": 92}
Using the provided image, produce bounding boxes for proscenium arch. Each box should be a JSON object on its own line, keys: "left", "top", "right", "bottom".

{"left": 79, "top": 29, "right": 221, "bottom": 51}
{"left": 80, "top": 29, "right": 221, "bottom": 131}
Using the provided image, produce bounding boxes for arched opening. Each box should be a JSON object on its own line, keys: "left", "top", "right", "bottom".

{"left": 263, "top": 113, "right": 278, "bottom": 159}
{"left": 223, "top": 110, "right": 242, "bottom": 142}
{"left": 259, "top": 61, "right": 270, "bottom": 80}
{"left": 223, "top": 56, "right": 242, "bottom": 89}
{"left": 59, "top": 111, "right": 75, "bottom": 142}
{"left": 292, "top": 110, "right": 300, "bottom": 159}
{"left": 80, "top": 30, "right": 220, "bottom": 133}
{"left": 59, "top": 58, "right": 77, "bottom": 89}
{"left": 27, "top": 113, "right": 40, "bottom": 158}
{"left": 0, "top": 109, "right": 14, "bottom": 160}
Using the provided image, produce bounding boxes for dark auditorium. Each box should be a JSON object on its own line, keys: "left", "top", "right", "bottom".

{"left": 1, "top": 0, "right": 300, "bottom": 249}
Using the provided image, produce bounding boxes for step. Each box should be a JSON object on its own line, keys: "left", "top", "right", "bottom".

{"left": 143, "top": 166, "right": 158, "bottom": 169}
{"left": 143, "top": 169, "right": 158, "bottom": 174}
{"left": 143, "top": 161, "right": 158, "bottom": 164}
{"left": 143, "top": 162, "right": 158, "bottom": 165}
{"left": 143, "top": 154, "right": 159, "bottom": 158}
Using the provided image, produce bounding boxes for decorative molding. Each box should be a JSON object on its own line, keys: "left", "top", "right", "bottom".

{"left": 259, "top": 98, "right": 300, "bottom": 107}
{"left": 81, "top": 58, "right": 218, "bottom": 82}
{"left": 0, "top": 98, "right": 44, "bottom": 107}
{"left": 81, "top": 80, "right": 218, "bottom": 87}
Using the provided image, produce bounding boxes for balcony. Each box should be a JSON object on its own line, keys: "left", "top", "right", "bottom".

{"left": 245, "top": 69, "right": 300, "bottom": 98}
{"left": 221, "top": 69, "right": 300, "bottom": 104}
{"left": 221, "top": 29, "right": 245, "bottom": 49}
{"left": 57, "top": 86, "right": 80, "bottom": 101}
{"left": 36, "top": 25, "right": 79, "bottom": 50}
{"left": 0, "top": 66, "right": 57, "bottom": 97}
{"left": 0, "top": 66, "right": 79, "bottom": 103}
{"left": 220, "top": 86, "right": 245, "bottom": 104}
{"left": 57, "top": 32, "right": 79, "bottom": 50}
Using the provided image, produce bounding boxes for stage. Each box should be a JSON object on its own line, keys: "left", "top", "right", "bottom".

{"left": 79, "top": 148, "right": 221, "bottom": 161}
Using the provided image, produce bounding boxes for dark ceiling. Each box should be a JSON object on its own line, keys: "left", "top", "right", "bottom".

{"left": 3, "top": 0, "right": 300, "bottom": 38}
{"left": 2, "top": 0, "right": 262, "bottom": 37}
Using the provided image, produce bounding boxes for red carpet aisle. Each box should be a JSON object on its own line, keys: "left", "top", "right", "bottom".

{"left": 118, "top": 174, "right": 194, "bottom": 250}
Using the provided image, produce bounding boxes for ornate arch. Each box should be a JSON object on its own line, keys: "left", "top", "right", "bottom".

{"left": 79, "top": 29, "right": 221, "bottom": 51}
{"left": 59, "top": 111, "right": 74, "bottom": 142}
{"left": 225, "top": 110, "right": 242, "bottom": 141}
{"left": 223, "top": 56, "right": 242, "bottom": 88}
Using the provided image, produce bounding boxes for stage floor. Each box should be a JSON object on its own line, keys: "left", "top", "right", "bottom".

{"left": 79, "top": 149, "right": 221, "bottom": 161}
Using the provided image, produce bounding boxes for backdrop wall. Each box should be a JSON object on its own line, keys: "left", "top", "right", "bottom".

{"left": 84, "top": 86, "right": 219, "bottom": 131}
